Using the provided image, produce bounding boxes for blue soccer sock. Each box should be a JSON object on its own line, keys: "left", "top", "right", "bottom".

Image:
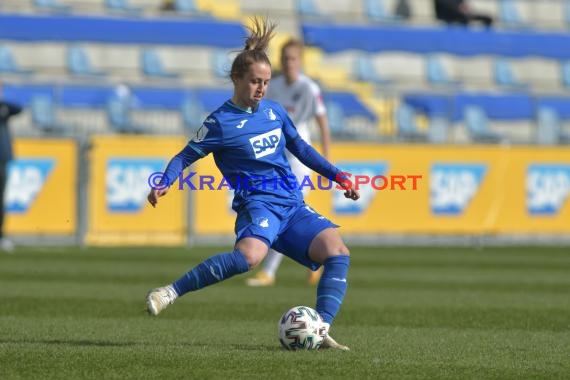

{"left": 316, "top": 255, "right": 350, "bottom": 325}
{"left": 172, "top": 249, "right": 250, "bottom": 296}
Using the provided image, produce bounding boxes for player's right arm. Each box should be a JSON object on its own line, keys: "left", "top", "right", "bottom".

{"left": 148, "top": 116, "right": 222, "bottom": 207}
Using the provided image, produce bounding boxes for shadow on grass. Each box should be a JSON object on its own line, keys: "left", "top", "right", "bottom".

{"left": 0, "top": 338, "right": 137, "bottom": 347}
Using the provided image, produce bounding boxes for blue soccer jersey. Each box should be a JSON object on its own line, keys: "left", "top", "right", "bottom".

{"left": 162, "top": 99, "right": 340, "bottom": 211}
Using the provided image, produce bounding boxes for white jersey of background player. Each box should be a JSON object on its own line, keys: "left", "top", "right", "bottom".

{"left": 246, "top": 38, "right": 331, "bottom": 287}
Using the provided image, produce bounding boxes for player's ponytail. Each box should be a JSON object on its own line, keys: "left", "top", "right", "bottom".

{"left": 230, "top": 16, "right": 276, "bottom": 82}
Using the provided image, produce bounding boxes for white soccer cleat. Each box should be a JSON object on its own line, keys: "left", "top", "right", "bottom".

{"left": 146, "top": 285, "right": 178, "bottom": 316}
{"left": 319, "top": 322, "right": 350, "bottom": 351}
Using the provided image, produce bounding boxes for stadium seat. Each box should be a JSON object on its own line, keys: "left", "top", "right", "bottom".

{"left": 67, "top": 45, "right": 107, "bottom": 77}
{"left": 324, "top": 101, "right": 349, "bottom": 136}
{"left": 498, "top": 0, "right": 530, "bottom": 29}
{"left": 104, "top": 0, "right": 142, "bottom": 15}
{"left": 561, "top": 61, "right": 570, "bottom": 89}
{"left": 173, "top": 0, "right": 212, "bottom": 17}
{"left": 181, "top": 96, "right": 206, "bottom": 131}
{"left": 296, "top": 0, "right": 329, "bottom": 21}
{"left": 353, "top": 53, "right": 392, "bottom": 85}
{"left": 425, "top": 55, "right": 460, "bottom": 87}
{"left": 31, "top": 95, "right": 69, "bottom": 134}
{"left": 106, "top": 84, "right": 146, "bottom": 134}
{"left": 395, "top": 103, "right": 428, "bottom": 142}
{"left": 493, "top": 58, "right": 527, "bottom": 89}
{"left": 0, "top": 46, "right": 34, "bottom": 75}
{"left": 363, "top": 0, "right": 402, "bottom": 24}
{"left": 464, "top": 105, "right": 505, "bottom": 143}
{"left": 33, "top": 0, "right": 72, "bottom": 13}
{"left": 565, "top": 1, "right": 570, "bottom": 29}
{"left": 536, "top": 106, "right": 570, "bottom": 145}
{"left": 106, "top": 97, "right": 145, "bottom": 134}
{"left": 211, "top": 49, "right": 231, "bottom": 79}
{"left": 141, "top": 50, "right": 180, "bottom": 79}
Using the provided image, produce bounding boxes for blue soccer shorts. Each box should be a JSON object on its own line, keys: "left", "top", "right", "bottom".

{"left": 234, "top": 201, "right": 338, "bottom": 270}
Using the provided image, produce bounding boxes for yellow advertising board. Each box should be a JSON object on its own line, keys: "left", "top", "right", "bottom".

{"left": 6, "top": 139, "right": 77, "bottom": 235}
{"left": 192, "top": 144, "right": 570, "bottom": 236}
{"left": 85, "top": 136, "right": 187, "bottom": 246}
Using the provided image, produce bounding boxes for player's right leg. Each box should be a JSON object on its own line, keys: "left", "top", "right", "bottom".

{"left": 147, "top": 203, "right": 278, "bottom": 315}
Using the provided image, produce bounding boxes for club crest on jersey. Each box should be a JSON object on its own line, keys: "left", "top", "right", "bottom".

{"left": 264, "top": 108, "right": 277, "bottom": 120}
{"left": 192, "top": 124, "right": 210, "bottom": 143}
{"left": 249, "top": 128, "right": 282, "bottom": 159}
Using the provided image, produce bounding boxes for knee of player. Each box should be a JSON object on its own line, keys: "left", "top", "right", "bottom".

{"left": 240, "top": 249, "right": 266, "bottom": 269}
{"left": 328, "top": 245, "right": 350, "bottom": 257}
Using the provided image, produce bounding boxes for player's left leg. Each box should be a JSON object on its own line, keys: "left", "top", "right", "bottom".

{"left": 307, "top": 228, "right": 350, "bottom": 350}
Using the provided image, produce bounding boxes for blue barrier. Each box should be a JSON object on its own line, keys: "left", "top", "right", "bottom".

{"left": 303, "top": 23, "right": 570, "bottom": 59}
{"left": 0, "top": 14, "right": 246, "bottom": 47}
{"left": 3, "top": 84, "right": 377, "bottom": 121}
{"left": 403, "top": 92, "right": 570, "bottom": 121}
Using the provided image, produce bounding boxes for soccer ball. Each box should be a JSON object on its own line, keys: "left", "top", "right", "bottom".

{"left": 278, "top": 306, "right": 327, "bottom": 350}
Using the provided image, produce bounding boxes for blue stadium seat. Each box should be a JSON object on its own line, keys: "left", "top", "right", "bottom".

{"left": 536, "top": 106, "right": 570, "bottom": 145}
{"left": 395, "top": 103, "right": 428, "bottom": 142}
{"left": 493, "top": 58, "right": 527, "bottom": 89}
{"left": 181, "top": 96, "right": 206, "bottom": 131}
{"left": 324, "top": 101, "right": 347, "bottom": 135}
{"left": 33, "top": 0, "right": 72, "bottom": 13}
{"left": 211, "top": 50, "right": 231, "bottom": 79}
{"left": 353, "top": 53, "right": 391, "bottom": 85}
{"left": 561, "top": 61, "right": 570, "bottom": 89}
{"left": 499, "top": 0, "right": 530, "bottom": 29}
{"left": 67, "top": 45, "right": 107, "bottom": 77}
{"left": 31, "top": 95, "right": 68, "bottom": 134}
{"left": 106, "top": 97, "right": 145, "bottom": 134}
{"left": 363, "top": 0, "right": 402, "bottom": 24}
{"left": 565, "top": 0, "right": 570, "bottom": 29}
{"left": 0, "top": 46, "right": 34, "bottom": 75}
{"left": 425, "top": 55, "right": 460, "bottom": 86}
{"left": 104, "top": 0, "right": 142, "bottom": 14}
{"left": 296, "top": 0, "right": 328, "bottom": 20}
{"left": 141, "top": 50, "right": 180, "bottom": 79}
{"left": 173, "top": 0, "right": 212, "bottom": 17}
{"left": 464, "top": 105, "right": 505, "bottom": 143}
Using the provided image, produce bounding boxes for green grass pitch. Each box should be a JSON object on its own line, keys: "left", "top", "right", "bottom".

{"left": 1, "top": 246, "right": 569, "bottom": 379}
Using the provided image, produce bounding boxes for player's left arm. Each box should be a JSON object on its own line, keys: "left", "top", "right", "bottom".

{"left": 281, "top": 109, "right": 359, "bottom": 200}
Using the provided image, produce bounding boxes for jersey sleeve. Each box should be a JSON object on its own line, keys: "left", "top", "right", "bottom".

{"left": 187, "top": 116, "right": 223, "bottom": 157}
{"left": 161, "top": 116, "right": 223, "bottom": 187}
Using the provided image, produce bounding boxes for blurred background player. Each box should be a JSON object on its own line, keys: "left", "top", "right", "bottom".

{"left": 0, "top": 83, "right": 22, "bottom": 253}
{"left": 246, "top": 38, "right": 331, "bottom": 287}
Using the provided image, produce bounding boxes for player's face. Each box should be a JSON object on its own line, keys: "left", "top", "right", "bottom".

{"left": 233, "top": 61, "right": 271, "bottom": 108}
{"left": 281, "top": 46, "right": 302, "bottom": 82}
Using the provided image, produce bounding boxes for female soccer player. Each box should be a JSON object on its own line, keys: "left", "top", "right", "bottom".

{"left": 146, "top": 17, "right": 359, "bottom": 350}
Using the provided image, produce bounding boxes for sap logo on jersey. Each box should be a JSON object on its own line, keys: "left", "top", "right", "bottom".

{"left": 527, "top": 164, "right": 570, "bottom": 215}
{"left": 106, "top": 158, "right": 166, "bottom": 212}
{"left": 6, "top": 159, "right": 54, "bottom": 214}
{"left": 333, "top": 162, "right": 388, "bottom": 215}
{"left": 249, "top": 128, "right": 281, "bottom": 159}
{"left": 431, "top": 163, "right": 486, "bottom": 215}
